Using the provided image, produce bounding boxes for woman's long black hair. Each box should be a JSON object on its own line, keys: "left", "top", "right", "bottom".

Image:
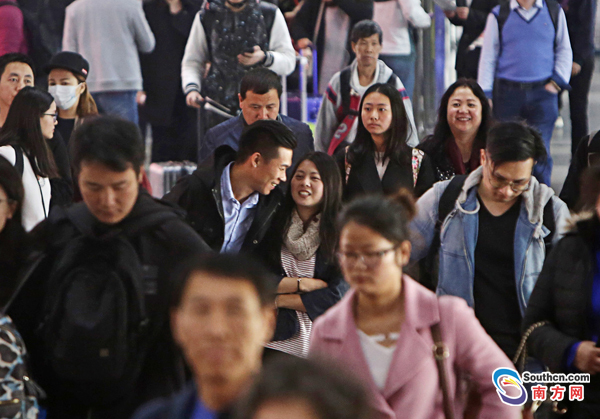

{"left": 0, "top": 86, "right": 58, "bottom": 178}
{"left": 347, "top": 83, "right": 411, "bottom": 166}
{"left": 274, "top": 152, "right": 343, "bottom": 263}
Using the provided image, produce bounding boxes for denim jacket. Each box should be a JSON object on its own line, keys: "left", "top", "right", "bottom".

{"left": 410, "top": 167, "right": 570, "bottom": 315}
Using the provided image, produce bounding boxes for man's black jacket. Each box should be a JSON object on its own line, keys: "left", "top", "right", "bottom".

{"left": 164, "top": 146, "right": 284, "bottom": 253}
{"left": 8, "top": 191, "right": 210, "bottom": 419}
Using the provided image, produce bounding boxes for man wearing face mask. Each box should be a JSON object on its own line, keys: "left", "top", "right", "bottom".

{"left": 45, "top": 51, "right": 98, "bottom": 147}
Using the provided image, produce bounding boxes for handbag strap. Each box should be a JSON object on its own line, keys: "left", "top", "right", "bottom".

{"left": 513, "top": 320, "right": 549, "bottom": 373}
{"left": 431, "top": 322, "right": 455, "bottom": 419}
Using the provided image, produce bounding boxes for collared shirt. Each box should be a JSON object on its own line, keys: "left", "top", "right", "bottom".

{"left": 220, "top": 162, "right": 259, "bottom": 254}
{"left": 478, "top": 0, "right": 572, "bottom": 95}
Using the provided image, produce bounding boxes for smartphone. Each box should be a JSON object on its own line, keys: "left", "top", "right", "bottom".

{"left": 242, "top": 46, "right": 255, "bottom": 54}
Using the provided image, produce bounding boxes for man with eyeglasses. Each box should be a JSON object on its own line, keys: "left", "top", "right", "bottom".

{"left": 410, "top": 121, "right": 569, "bottom": 362}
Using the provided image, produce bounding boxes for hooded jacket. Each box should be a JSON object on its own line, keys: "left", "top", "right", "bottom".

{"left": 410, "top": 166, "right": 570, "bottom": 314}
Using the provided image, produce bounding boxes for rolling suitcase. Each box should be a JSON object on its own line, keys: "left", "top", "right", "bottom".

{"left": 148, "top": 161, "right": 197, "bottom": 198}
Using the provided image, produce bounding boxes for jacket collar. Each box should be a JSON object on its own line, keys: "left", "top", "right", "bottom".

{"left": 457, "top": 166, "right": 556, "bottom": 226}
{"left": 318, "top": 276, "right": 441, "bottom": 408}
{"left": 319, "top": 275, "right": 440, "bottom": 340}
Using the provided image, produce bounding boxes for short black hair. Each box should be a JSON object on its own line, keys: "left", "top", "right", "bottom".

{"left": 70, "top": 116, "right": 145, "bottom": 175}
{"left": 234, "top": 357, "right": 373, "bottom": 419}
{"left": 240, "top": 68, "right": 282, "bottom": 100}
{"left": 0, "top": 155, "right": 24, "bottom": 226}
{"left": 486, "top": 121, "right": 547, "bottom": 166}
{"left": 171, "top": 253, "right": 277, "bottom": 309}
{"left": 0, "top": 53, "right": 35, "bottom": 79}
{"left": 236, "top": 119, "right": 297, "bottom": 164}
{"left": 350, "top": 20, "right": 383, "bottom": 45}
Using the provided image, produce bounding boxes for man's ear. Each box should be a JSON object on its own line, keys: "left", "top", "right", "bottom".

{"left": 262, "top": 305, "right": 277, "bottom": 344}
{"left": 480, "top": 148, "right": 486, "bottom": 166}
{"left": 238, "top": 93, "right": 243, "bottom": 108}
{"left": 138, "top": 167, "right": 145, "bottom": 184}
{"left": 251, "top": 152, "right": 261, "bottom": 168}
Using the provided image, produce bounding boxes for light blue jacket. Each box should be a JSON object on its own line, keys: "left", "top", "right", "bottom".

{"left": 410, "top": 167, "right": 570, "bottom": 315}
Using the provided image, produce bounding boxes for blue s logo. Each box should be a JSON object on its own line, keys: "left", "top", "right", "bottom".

{"left": 492, "top": 368, "right": 528, "bottom": 406}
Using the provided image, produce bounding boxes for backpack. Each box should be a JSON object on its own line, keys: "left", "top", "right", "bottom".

{"left": 420, "top": 175, "right": 556, "bottom": 291}
{"left": 494, "top": 0, "right": 560, "bottom": 57}
{"left": 0, "top": 0, "right": 61, "bottom": 85}
{"left": 37, "top": 204, "right": 177, "bottom": 406}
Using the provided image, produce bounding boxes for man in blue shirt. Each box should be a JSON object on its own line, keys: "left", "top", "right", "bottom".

{"left": 165, "top": 119, "right": 296, "bottom": 253}
{"left": 131, "top": 253, "right": 277, "bottom": 419}
{"left": 478, "top": 0, "right": 572, "bottom": 185}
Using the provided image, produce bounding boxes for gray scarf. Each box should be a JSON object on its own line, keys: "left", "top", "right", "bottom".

{"left": 283, "top": 209, "right": 321, "bottom": 261}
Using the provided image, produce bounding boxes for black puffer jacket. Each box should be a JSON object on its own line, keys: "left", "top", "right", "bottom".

{"left": 523, "top": 215, "right": 600, "bottom": 399}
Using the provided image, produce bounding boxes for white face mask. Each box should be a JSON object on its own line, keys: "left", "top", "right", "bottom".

{"left": 48, "top": 84, "right": 81, "bottom": 110}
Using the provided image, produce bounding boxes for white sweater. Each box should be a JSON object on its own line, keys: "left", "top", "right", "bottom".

{"left": 314, "top": 60, "right": 419, "bottom": 153}
{"left": 181, "top": 7, "right": 296, "bottom": 94}
{"left": 0, "top": 146, "right": 50, "bottom": 232}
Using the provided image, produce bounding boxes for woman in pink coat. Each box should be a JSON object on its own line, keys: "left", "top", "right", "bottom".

{"left": 309, "top": 190, "right": 521, "bottom": 419}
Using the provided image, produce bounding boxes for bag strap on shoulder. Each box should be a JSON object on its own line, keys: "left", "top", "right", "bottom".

{"left": 12, "top": 146, "right": 24, "bottom": 177}
{"left": 411, "top": 149, "right": 424, "bottom": 188}
{"left": 542, "top": 198, "right": 555, "bottom": 249}
{"left": 339, "top": 68, "right": 356, "bottom": 120}
{"left": 431, "top": 322, "right": 455, "bottom": 419}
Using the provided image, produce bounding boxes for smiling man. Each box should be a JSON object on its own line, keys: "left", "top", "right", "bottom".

{"left": 8, "top": 116, "right": 210, "bottom": 419}
{"left": 410, "top": 121, "right": 569, "bottom": 362}
{"left": 165, "top": 119, "right": 296, "bottom": 254}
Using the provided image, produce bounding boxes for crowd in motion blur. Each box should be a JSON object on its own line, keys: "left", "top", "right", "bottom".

{"left": 0, "top": 0, "right": 599, "bottom": 418}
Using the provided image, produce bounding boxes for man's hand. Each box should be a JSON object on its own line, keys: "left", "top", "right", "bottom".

{"left": 572, "top": 62, "right": 582, "bottom": 76}
{"left": 136, "top": 91, "right": 147, "bottom": 106}
{"left": 165, "top": 0, "right": 183, "bottom": 14}
{"left": 574, "top": 341, "right": 600, "bottom": 374}
{"left": 297, "top": 38, "right": 312, "bottom": 50}
{"left": 545, "top": 81, "right": 560, "bottom": 94}
{"left": 456, "top": 6, "right": 469, "bottom": 19}
{"left": 186, "top": 91, "right": 203, "bottom": 108}
{"left": 444, "top": 10, "right": 456, "bottom": 18}
{"left": 238, "top": 46, "right": 266, "bottom": 67}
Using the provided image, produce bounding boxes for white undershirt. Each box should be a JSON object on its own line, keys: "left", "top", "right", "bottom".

{"left": 374, "top": 152, "right": 390, "bottom": 180}
{"left": 358, "top": 329, "right": 396, "bottom": 390}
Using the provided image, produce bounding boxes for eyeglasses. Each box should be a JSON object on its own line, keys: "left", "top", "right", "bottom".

{"left": 336, "top": 247, "right": 396, "bottom": 268}
{"left": 486, "top": 159, "right": 531, "bottom": 192}
{"left": 43, "top": 112, "right": 58, "bottom": 122}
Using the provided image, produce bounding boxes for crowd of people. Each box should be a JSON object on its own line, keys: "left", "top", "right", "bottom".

{"left": 0, "top": 0, "right": 599, "bottom": 419}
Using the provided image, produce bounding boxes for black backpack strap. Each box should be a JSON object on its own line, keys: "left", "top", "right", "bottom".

{"left": 495, "top": 0, "right": 511, "bottom": 57}
{"left": 12, "top": 146, "right": 24, "bottom": 177}
{"left": 542, "top": 198, "right": 555, "bottom": 250}
{"left": 545, "top": 0, "right": 560, "bottom": 34}
{"left": 420, "top": 175, "right": 467, "bottom": 291}
{"left": 386, "top": 73, "right": 398, "bottom": 85}
{"left": 339, "top": 67, "right": 357, "bottom": 120}
{"left": 437, "top": 175, "right": 467, "bottom": 231}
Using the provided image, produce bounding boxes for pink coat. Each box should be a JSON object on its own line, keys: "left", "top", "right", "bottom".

{"left": 309, "top": 275, "right": 521, "bottom": 419}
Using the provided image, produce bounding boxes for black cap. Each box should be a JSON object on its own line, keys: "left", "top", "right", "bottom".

{"left": 44, "top": 52, "right": 89, "bottom": 79}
